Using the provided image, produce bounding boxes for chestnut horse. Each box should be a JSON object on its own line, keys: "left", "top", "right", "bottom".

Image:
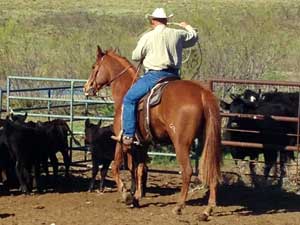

{"left": 84, "top": 46, "right": 222, "bottom": 221}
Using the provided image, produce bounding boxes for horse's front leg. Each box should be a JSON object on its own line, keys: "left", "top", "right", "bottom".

{"left": 112, "top": 143, "right": 126, "bottom": 192}
{"left": 132, "top": 163, "right": 147, "bottom": 207}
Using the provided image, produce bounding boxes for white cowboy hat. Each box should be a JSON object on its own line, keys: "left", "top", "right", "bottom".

{"left": 145, "top": 8, "right": 173, "bottom": 19}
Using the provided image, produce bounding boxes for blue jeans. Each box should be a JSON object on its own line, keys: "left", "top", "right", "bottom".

{"left": 122, "top": 70, "right": 179, "bottom": 137}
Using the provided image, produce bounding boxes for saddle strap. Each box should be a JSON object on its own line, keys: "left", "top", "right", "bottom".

{"left": 142, "top": 81, "right": 170, "bottom": 142}
{"left": 143, "top": 86, "right": 155, "bottom": 141}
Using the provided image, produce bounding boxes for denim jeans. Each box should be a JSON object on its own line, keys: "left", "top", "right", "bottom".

{"left": 122, "top": 70, "right": 179, "bottom": 137}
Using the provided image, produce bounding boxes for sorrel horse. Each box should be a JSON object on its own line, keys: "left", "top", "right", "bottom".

{"left": 84, "top": 46, "right": 222, "bottom": 221}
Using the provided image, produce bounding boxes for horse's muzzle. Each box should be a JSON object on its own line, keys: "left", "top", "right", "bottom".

{"left": 84, "top": 87, "right": 96, "bottom": 96}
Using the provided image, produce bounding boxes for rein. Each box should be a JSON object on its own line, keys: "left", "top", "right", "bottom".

{"left": 106, "top": 64, "right": 133, "bottom": 86}
{"left": 104, "top": 55, "right": 142, "bottom": 87}
{"left": 90, "top": 53, "right": 142, "bottom": 98}
{"left": 106, "top": 65, "right": 133, "bottom": 86}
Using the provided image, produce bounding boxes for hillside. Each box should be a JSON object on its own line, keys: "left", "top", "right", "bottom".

{"left": 0, "top": 0, "right": 299, "bottom": 85}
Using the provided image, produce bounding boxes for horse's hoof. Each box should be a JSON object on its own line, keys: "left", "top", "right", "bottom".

{"left": 172, "top": 205, "right": 182, "bottom": 215}
{"left": 96, "top": 189, "right": 104, "bottom": 195}
{"left": 130, "top": 198, "right": 139, "bottom": 208}
{"left": 122, "top": 191, "right": 133, "bottom": 205}
{"left": 198, "top": 213, "right": 209, "bottom": 222}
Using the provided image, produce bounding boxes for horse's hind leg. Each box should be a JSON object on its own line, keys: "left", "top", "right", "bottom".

{"left": 172, "top": 144, "right": 193, "bottom": 215}
{"left": 198, "top": 182, "right": 217, "bottom": 221}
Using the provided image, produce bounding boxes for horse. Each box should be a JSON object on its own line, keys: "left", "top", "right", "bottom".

{"left": 84, "top": 46, "right": 222, "bottom": 221}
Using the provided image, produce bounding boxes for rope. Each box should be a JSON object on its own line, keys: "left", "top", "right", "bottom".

{"left": 167, "top": 22, "right": 203, "bottom": 78}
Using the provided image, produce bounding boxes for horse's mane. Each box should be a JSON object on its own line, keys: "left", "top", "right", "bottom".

{"left": 106, "top": 49, "right": 135, "bottom": 69}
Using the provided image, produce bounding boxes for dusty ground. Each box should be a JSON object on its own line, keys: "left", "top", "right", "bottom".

{"left": 1, "top": 161, "right": 300, "bottom": 225}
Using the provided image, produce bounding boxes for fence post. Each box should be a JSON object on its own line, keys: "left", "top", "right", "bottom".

{"left": 69, "top": 80, "right": 74, "bottom": 163}
{"left": 6, "top": 77, "right": 10, "bottom": 114}
{"left": 0, "top": 88, "right": 2, "bottom": 118}
{"left": 47, "top": 88, "right": 51, "bottom": 121}
{"left": 84, "top": 95, "right": 89, "bottom": 116}
{"left": 296, "top": 91, "right": 300, "bottom": 183}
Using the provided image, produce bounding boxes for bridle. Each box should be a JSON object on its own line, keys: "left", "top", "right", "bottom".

{"left": 90, "top": 54, "right": 137, "bottom": 89}
{"left": 106, "top": 64, "right": 133, "bottom": 86}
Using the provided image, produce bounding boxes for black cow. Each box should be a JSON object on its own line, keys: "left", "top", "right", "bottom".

{"left": 12, "top": 118, "right": 80, "bottom": 178}
{"left": 0, "top": 119, "right": 5, "bottom": 127}
{"left": 0, "top": 129, "right": 17, "bottom": 192}
{"left": 221, "top": 92, "right": 295, "bottom": 185}
{"left": 84, "top": 119, "right": 116, "bottom": 192}
{"left": 10, "top": 112, "right": 28, "bottom": 123}
{"left": 38, "top": 119, "right": 80, "bottom": 177}
{"left": 261, "top": 91, "right": 299, "bottom": 117}
{"left": 1, "top": 118, "right": 49, "bottom": 193}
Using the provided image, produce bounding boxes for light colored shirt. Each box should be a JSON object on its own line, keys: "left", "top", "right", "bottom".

{"left": 132, "top": 24, "right": 198, "bottom": 71}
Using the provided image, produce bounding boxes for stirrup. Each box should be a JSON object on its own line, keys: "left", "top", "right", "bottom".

{"left": 122, "top": 136, "right": 134, "bottom": 145}
{"left": 111, "top": 130, "right": 123, "bottom": 142}
{"left": 111, "top": 130, "right": 142, "bottom": 146}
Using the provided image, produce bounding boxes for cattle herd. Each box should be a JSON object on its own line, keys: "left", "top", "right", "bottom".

{"left": 0, "top": 88, "right": 299, "bottom": 195}
{"left": 0, "top": 113, "right": 117, "bottom": 195}
{"left": 221, "top": 89, "right": 299, "bottom": 184}
{"left": 0, "top": 114, "right": 81, "bottom": 194}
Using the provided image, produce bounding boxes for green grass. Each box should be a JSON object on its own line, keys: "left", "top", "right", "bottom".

{"left": 1, "top": 0, "right": 300, "bottom": 85}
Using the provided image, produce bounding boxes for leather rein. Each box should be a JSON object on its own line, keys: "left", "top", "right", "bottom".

{"left": 92, "top": 55, "right": 142, "bottom": 89}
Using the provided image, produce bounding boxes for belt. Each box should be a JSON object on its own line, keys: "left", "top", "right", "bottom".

{"left": 149, "top": 67, "right": 179, "bottom": 75}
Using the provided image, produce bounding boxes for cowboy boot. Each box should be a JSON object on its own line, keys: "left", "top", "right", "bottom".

{"left": 111, "top": 130, "right": 123, "bottom": 142}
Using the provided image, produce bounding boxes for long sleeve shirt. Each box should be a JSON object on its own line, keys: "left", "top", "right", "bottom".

{"left": 132, "top": 24, "right": 198, "bottom": 71}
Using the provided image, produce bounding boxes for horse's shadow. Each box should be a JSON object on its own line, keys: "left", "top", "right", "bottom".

{"left": 187, "top": 184, "right": 300, "bottom": 216}
{"left": 1, "top": 172, "right": 116, "bottom": 195}
{"left": 0, "top": 213, "right": 15, "bottom": 219}
{"left": 146, "top": 184, "right": 180, "bottom": 197}
{"left": 53, "top": 174, "right": 116, "bottom": 194}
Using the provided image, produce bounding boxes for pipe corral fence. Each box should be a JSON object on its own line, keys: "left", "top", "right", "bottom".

{"left": 209, "top": 78, "right": 300, "bottom": 185}
{"left": 0, "top": 76, "right": 201, "bottom": 166}
{"left": 1, "top": 76, "right": 300, "bottom": 183}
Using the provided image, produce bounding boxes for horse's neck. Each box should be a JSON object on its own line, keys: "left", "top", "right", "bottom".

{"left": 110, "top": 69, "right": 135, "bottom": 109}
{"left": 107, "top": 53, "right": 137, "bottom": 108}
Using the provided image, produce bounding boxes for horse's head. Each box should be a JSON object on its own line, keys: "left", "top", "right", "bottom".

{"left": 84, "top": 46, "right": 112, "bottom": 96}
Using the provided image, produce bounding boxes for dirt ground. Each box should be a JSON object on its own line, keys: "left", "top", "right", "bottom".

{"left": 1, "top": 161, "right": 300, "bottom": 225}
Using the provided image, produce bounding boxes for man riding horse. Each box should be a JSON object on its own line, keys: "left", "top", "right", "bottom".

{"left": 113, "top": 8, "right": 199, "bottom": 146}
{"left": 84, "top": 7, "right": 221, "bottom": 221}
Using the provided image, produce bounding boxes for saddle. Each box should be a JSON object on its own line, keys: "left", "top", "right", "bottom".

{"left": 136, "top": 76, "right": 180, "bottom": 143}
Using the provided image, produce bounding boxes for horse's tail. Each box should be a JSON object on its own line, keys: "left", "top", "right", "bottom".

{"left": 199, "top": 92, "right": 222, "bottom": 186}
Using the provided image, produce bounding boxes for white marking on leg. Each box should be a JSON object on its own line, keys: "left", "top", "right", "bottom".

{"left": 169, "top": 123, "right": 176, "bottom": 133}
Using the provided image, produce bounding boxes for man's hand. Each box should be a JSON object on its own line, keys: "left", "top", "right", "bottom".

{"left": 179, "top": 22, "right": 189, "bottom": 28}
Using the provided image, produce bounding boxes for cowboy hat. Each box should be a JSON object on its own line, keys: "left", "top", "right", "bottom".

{"left": 145, "top": 8, "right": 174, "bottom": 20}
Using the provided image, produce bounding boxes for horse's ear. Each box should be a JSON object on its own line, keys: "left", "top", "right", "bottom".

{"left": 114, "top": 47, "right": 121, "bottom": 54}
{"left": 97, "top": 45, "right": 104, "bottom": 58}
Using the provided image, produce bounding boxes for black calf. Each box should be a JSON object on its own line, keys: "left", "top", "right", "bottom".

{"left": 84, "top": 119, "right": 116, "bottom": 192}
